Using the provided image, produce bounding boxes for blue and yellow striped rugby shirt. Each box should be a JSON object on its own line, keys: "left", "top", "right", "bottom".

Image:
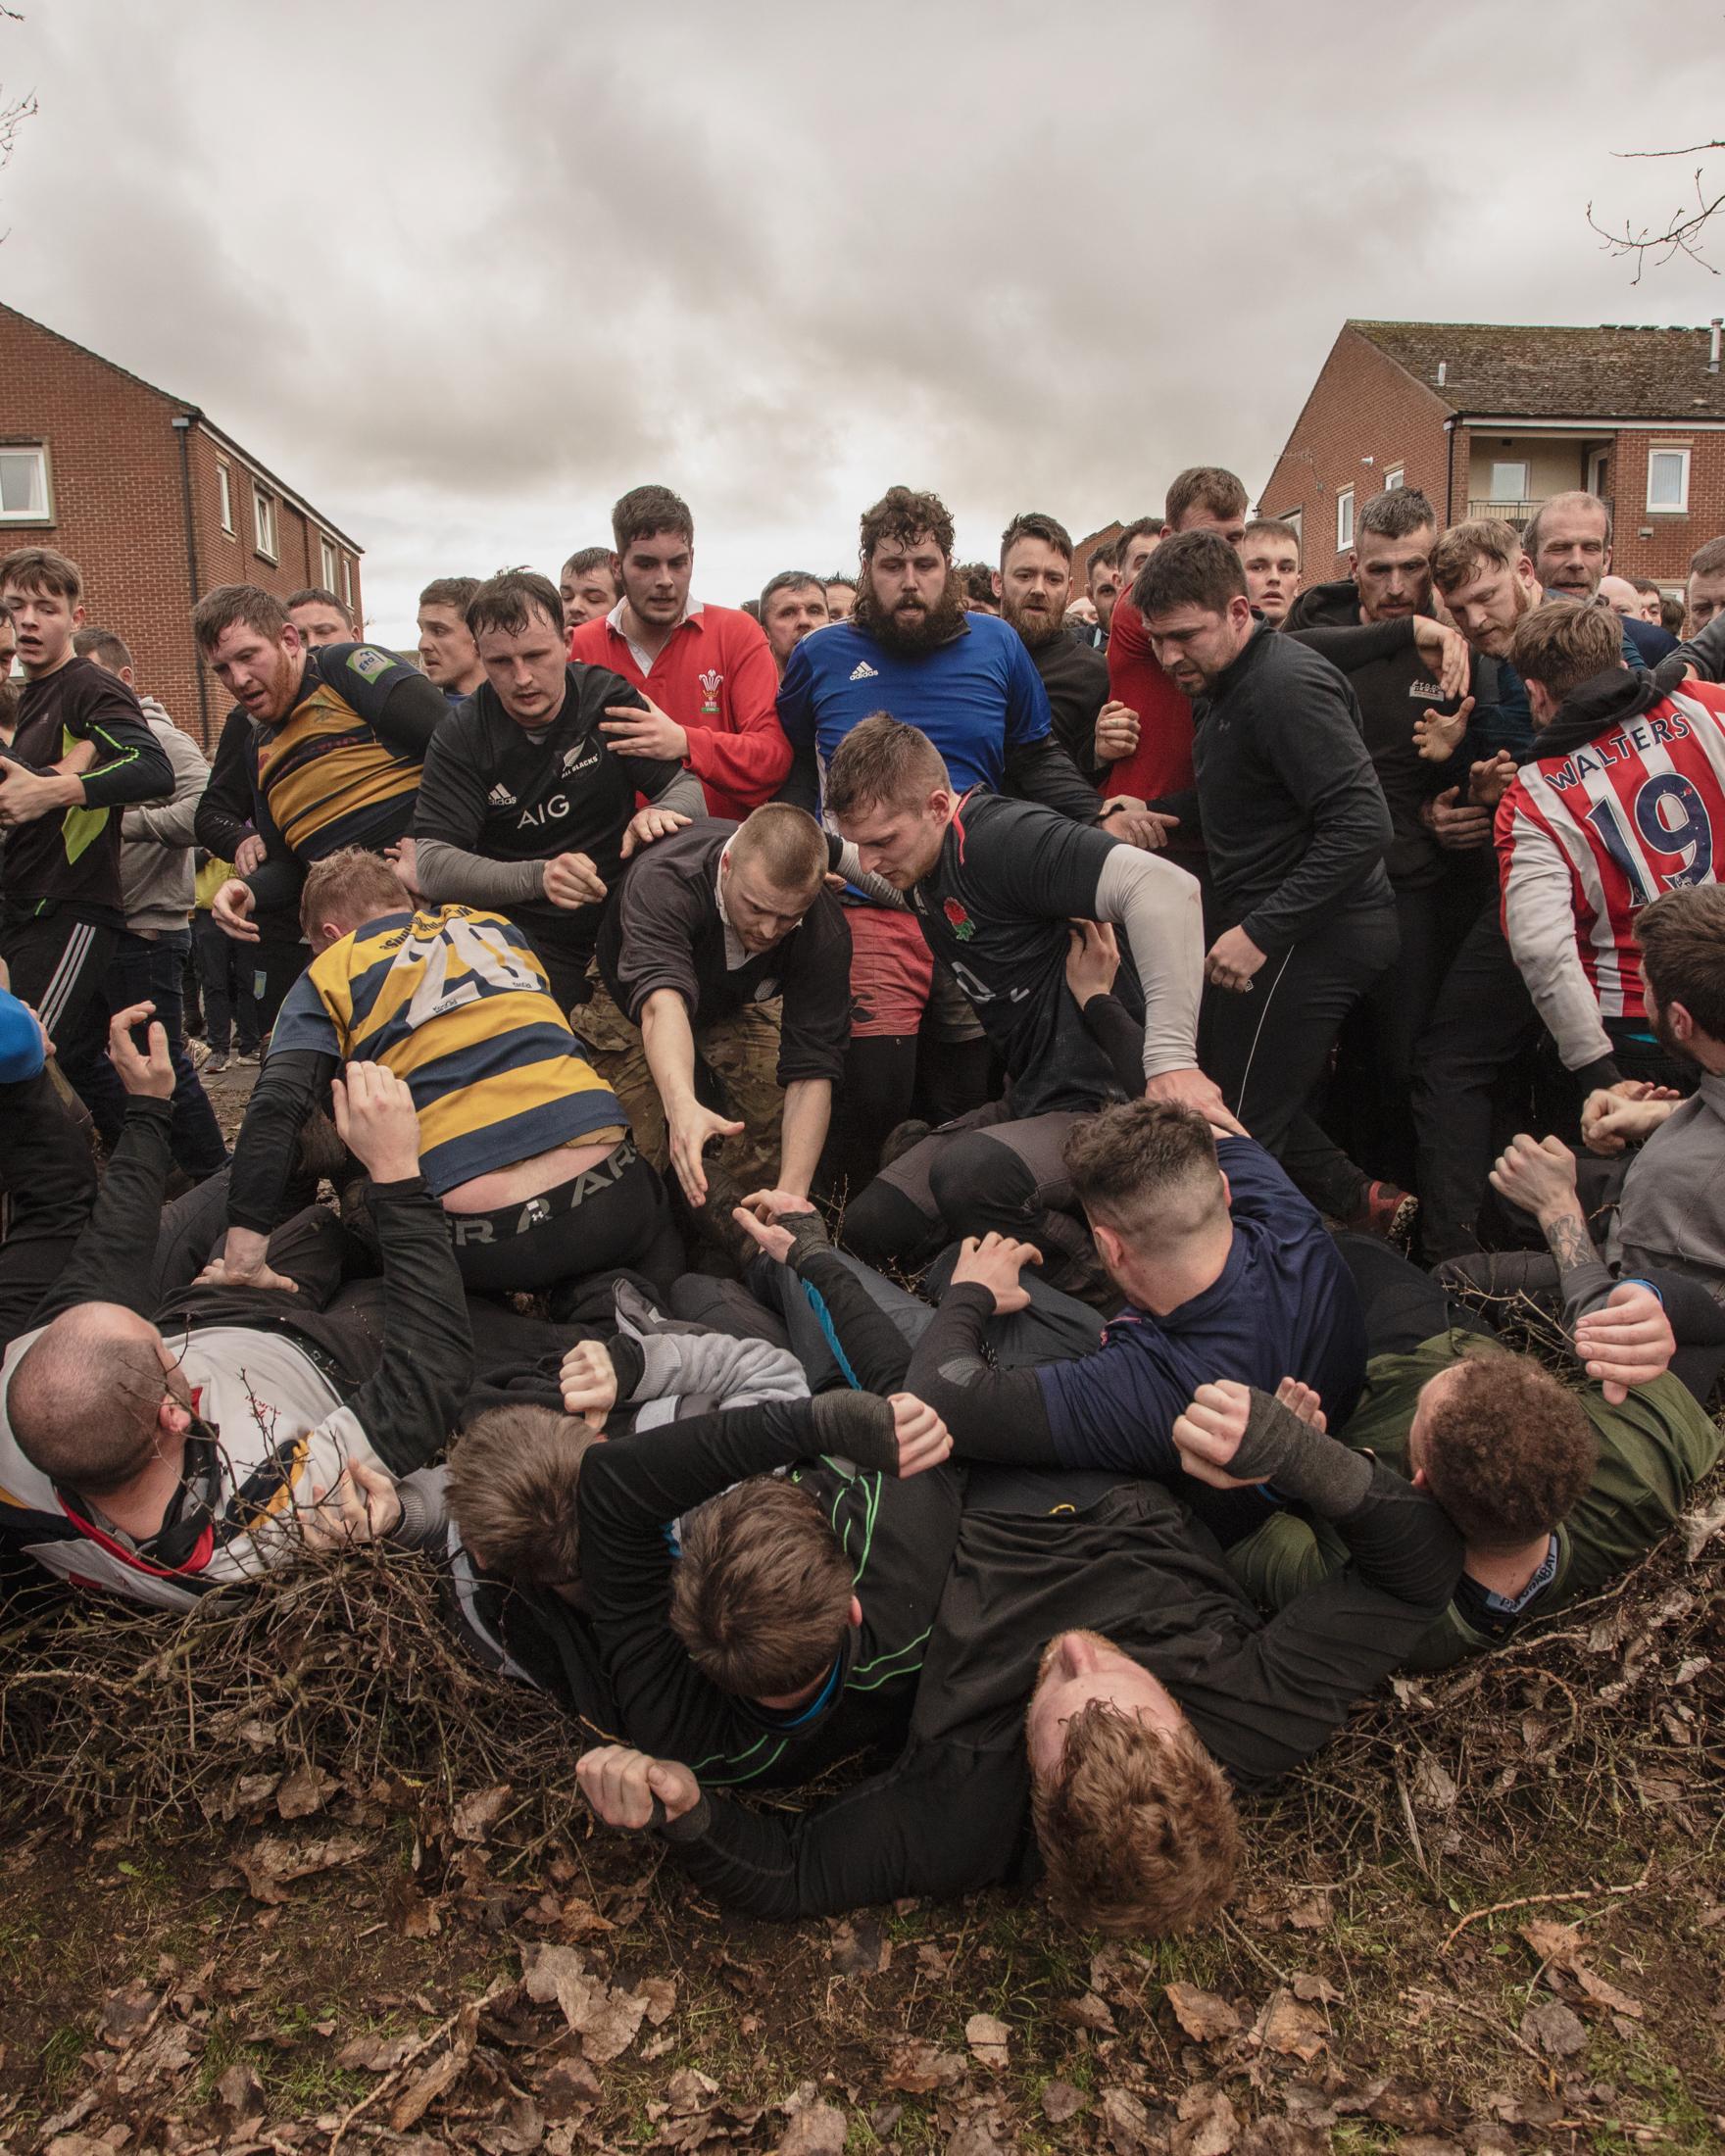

{"left": 271, "top": 906, "right": 625, "bottom": 1194}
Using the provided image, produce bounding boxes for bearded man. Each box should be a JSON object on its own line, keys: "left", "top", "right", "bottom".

{"left": 776, "top": 487, "right": 1160, "bottom": 1180}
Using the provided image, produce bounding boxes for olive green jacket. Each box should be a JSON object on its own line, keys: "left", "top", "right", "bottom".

{"left": 1226, "top": 1329, "right": 1721, "bottom": 1671}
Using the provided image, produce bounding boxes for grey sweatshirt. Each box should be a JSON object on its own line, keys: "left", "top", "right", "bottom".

{"left": 120, "top": 708, "right": 211, "bottom": 933}
{"left": 1605, "top": 1069, "right": 1725, "bottom": 1302}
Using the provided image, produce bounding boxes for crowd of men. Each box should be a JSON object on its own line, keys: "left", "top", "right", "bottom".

{"left": 2, "top": 466, "right": 1724, "bottom": 1938}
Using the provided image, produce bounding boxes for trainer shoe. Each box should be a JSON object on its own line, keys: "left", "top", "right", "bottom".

{"left": 236, "top": 1048, "right": 261, "bottom": 1065}
{"left": 204, "top": 1053, "right": 229, "bottom": 1075}
{"left": 1348, "top": 1181, "right": 1419, "bottom": 1245}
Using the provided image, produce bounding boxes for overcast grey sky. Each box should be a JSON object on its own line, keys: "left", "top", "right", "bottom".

{"left": 2, "top": 0, "right": 1723, "bottom": 646}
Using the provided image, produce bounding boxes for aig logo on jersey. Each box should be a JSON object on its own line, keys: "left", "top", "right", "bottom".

{"left": 699, "top": 669, "right": 723, "bottom": 717}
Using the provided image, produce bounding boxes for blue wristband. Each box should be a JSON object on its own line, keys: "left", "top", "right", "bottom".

{"left": 1613, "top": 1276, "right": 1665, "bottom": 1307}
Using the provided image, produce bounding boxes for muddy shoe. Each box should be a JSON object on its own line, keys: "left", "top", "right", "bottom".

{"left": 203, "top": 1053, "right": 229, "bottom": 1075}
{"left": 1347, "top": 1181, "right": 1419, "bottom": 1246}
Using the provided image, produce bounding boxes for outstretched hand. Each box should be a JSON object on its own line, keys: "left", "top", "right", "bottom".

{"left": 1273, "top": 1375, "right": 1326, "bottom": 1433}
{"left": 576, "top": 1744, "right": 701, "bottom": 1831}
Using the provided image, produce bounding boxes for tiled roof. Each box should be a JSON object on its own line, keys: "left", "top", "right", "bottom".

{"left": 1351, "top": 318, "right": 1725, "bottom": 421}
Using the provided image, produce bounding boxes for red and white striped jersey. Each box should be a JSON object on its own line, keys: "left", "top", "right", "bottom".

{"left": 1496, "top": 678, "right": 1725, "bottom": 1070}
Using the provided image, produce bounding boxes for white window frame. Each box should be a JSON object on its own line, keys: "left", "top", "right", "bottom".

{"left": 1276, "top": 506, "right": 1304, "bottom": 546}
{"left": 1587, "top": 449, "right": 1610, "bottom": 500}
{"left": 1648, "top": 446, "right": 1692, "bottom": 514}
{"left": 1336, "top": 487, "right": 1354, "bottom": 553}
{"left": 341, "top": 555, "right": 353, "bottom": 610}
{"left": 1489, "top": 462, "right": 1530, "bottom": 504}
{"left": 320, "top": 537, "right": 338, "bottom": 590}
{"left": 217, "top": 461, "right": 233, "bottom": 534}
{"left": 0, "top": 442, "right": 53, "bottom": 524}
{"left": 1384, "top": 466, "right": 1405, "bottom": 491}
{"left": 253, "top": 485, "right": 277, "bottom": 561}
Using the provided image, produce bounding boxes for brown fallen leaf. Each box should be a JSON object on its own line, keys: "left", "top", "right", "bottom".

{"left": 667, "top": 2069, "right": 720, "bottom": 2115}
{"left": 1522, "top": 1999, "right": 1587, "bottom": 2057}
{"left": 1575, "top": 1965, "right": 1643, "bottom": 2019}
{"left": 522, "top": 1943, "right": 586, "bottom": 2003}
{"left": 559, "top": 1897, "right": 616, "bottom": 1941}
{"left": 1101, "top": 2086, "right": 1155, "bottom": 2155}
{"left": 338, "top": 2033, "right": 419, "bottom": 2072}
{"left": 1042, "top": 2081, "right": 1088, "bottom": 2125}
{"left": 1175, "top": 2086, "right": 1238, "bottom": 2156}
{"left": 1291, "top": 1974, "right": 1340, "bottom": 2006}
{"left": 1058, "top": 1990, "right": 1117, "bottom": 2033}
{"left": 1165, "top": 1982, "right": 1241, "bottom": 2043}
{"left": 965, "top": 2012, "right": 1010, "bottom": 2070}
{"left": 775, "top": 2102, "right": 847, "bottom": 2156}
{"left": 236, "top": 1831, "right": 371, "bottom": 1905}
{"left": 452, "top": 1785, "right": 513, "bottom": 1842}
{"left": 1287, "top": 1893, "right": 1331, "bottom": 1931}
{"left": 97, "top": 1980, "right": 157, "bottom": 2047}
{"left": 535, "top": 2059, "right": 601, "bottom": 2118}
{"left": 390, "top": 2001, "right": 480, "bottom": 2132}
{"left": 639, "top": 1977, "right": 677, "bottom": 2027}
{"left": 275, "top": 1762, "right": 337, "bottom": 1820}
{"left": 882, "top": 2041, "right": 965, "bottom": 2093}
{"left": 947, "top": 2109, "right": 1008, "bottom": 2156}
{"left": 570, "top": 1983, "right": 648, "bottom": 2065}
{"left": 1257, "top": 1989, "right": 1328, "bottom": 2064}
{"left": 213, "top": 2060, "right": 266, "bottom": 2129}
{"left": 1519, "top": 1920, "right": 1585, "bottom": 1966}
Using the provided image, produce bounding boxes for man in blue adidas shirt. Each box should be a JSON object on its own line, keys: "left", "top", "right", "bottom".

{"left": 776, "top": 486, "right": 1164, "bottom": 1182}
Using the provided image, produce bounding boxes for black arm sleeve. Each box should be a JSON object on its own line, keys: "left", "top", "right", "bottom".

{"left": 33, "top": 1097, "right": 173, "bottom": 1324}
{"left": 192, "top": 710, "right": 260, "bottom": 860}
{"left": 579, "top": 1394, "right": 898, "bottom": 1780}
{"left": 373, "top": 671, "right": 453, "bottom": 760}
{"left": 903, "top": 1283, "right": 1060, "bottom": 1466}
{"left": 342, "top": 1178, "right": 474, "bottom": 1475}
{"left": 1002, "top": 733, "right": 1112, "bottom": 824}
{"left": 225, "top": 1050, "right": 340, "bottom": 1236}
{"left": 1287, "top": 619, "right": 1415, "bottom": 669}
{"left": 1078, "top": 991, "right": 1147, "bottom": 1099}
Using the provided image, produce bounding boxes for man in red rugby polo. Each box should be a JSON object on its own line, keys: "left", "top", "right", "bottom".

{"left": 566, "top": 485, "right": 789, "bottom": 819}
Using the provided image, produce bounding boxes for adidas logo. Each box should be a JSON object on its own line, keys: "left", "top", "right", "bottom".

{"left": 488, "top": 783, "right": 518, "bottom": 807}
{"left": 849, "top": 661, "right": 879, "bottom": 681}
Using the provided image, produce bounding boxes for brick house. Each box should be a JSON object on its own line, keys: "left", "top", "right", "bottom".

{"left": 0, "top": 301, "right": 363, "bottom": 749}
{"left": 1259, "top": 318, "right": 1725, "bottom": 597}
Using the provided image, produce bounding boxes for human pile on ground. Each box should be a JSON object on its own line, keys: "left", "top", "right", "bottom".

{"left": 3, "top": 469, "right": 1725, "bottom": 1939}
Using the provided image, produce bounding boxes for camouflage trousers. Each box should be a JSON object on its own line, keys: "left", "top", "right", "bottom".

{"left": 575, "top": 970, "right": 787, "bottom": 1201}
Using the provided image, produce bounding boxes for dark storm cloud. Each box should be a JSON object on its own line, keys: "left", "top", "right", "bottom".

{"left": 2, "top": 0, "right": 1721, "bottom": 636}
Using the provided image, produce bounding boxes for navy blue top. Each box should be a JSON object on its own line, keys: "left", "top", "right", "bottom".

{"left": 1035, "top": 1137, "right": 1368, "bottom": 1475}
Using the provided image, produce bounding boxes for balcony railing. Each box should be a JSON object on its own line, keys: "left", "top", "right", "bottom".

{"left": 1467, "top": 495, "right": 1617, "bottom": 534}
{"left": 1467, "top": 498, "right": 1543, "bottom": 530}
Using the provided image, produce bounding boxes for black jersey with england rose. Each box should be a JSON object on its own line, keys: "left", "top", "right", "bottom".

{"left": 411, "top": 662, "right": 681, "bottom": 978}
{"left": 909, "top": 787, "right": 1140, "bottom": 1120}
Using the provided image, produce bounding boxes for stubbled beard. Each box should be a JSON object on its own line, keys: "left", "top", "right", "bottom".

{"left": 854, "top": 568, "right": 969, "bottom": 657}
{"left": 1649, "top": 996, "right": 1699, "bottom": 1067}
{"left": 1002, "top": 595, "right": 1065, "bottom": 651}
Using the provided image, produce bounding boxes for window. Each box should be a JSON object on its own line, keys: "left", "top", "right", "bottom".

{"left": 1489, "top": 462, "right": 1530, "bottom": 503}
{"left": 0, "top": 444, "right": 51, "bottom": 522}
{"left": 1648, "top": 448, "right": 1692, "bottom": 513}
{"left": 1276, "top": 506, "right": 1304, "bottom": 546}
{"left": 341, "top": 555, "right": 352, "bottom": 609}
{"left": 217, "top": 462, "right": 233, "bottom": 533}
{"left": 320, "top": 538, "right": 338, "bottom": 590}
{"left": 253, "top": 485, "right": 277, "bottom": 560}
{"left": 1588, "top": 449, "right": 1610, "bottom": 500}
{"left": 1336, "top": 487, "right": 1354, "bottom": 552}
{"left": 1385, "top": 466, "right": 1405, "bottom": 491}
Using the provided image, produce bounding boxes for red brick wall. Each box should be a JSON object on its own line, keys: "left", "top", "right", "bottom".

{"left": 1603, "top": 428, "right": 1725, "bottom": 587}
{"left": 1259, "top": 327, "right": 1454, "bottom": 573}
{"left": 1, "top": 306, "right": 363, "bottom": 751}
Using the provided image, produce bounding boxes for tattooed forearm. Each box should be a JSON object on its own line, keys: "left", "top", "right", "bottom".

{"left": 1544, "top": 1207, "right": 1597, "bottom": 1279}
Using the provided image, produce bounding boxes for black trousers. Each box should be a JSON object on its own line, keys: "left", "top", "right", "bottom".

{"left": 1203, "top": 905, "right": 1399, "bottom": 1223}
{"left": 1333, "top": 1230, "right": 1501, "bottom": 1361}
{"left": 0, "top": 1067, "right": 98, "bottom": 1352}
{"left": 0, "top": 912, "right": 119, "bottom": 1043}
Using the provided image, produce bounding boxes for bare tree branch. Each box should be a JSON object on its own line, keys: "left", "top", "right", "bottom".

{"left": 0, "top": 3, "right": 32, "bottom": 242}
{"left": 1588, "top": 151, "right": 1725, "bottom": 283}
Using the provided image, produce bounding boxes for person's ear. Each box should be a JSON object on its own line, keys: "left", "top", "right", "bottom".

{"left": 991, "top": 568, "right": 1004, "bottom": 600}
{"left": 1218, "top": 1170, "right": 1232, "bottom": 1213}
{"left": 1092, "top": 1220, "right": 1125, "bottom": 1272}
{"left": 281, "top": 621, "right": 304, "bottom": 655}
{"left": 1348, "top": 549, "right": 1360, "bottom": 580}
{"left": 847, "top": 1594, "right": 862, "bottom": 1628}
{"left": 156, "top": 1394, "right": 191, "bottom": 1439}
{"left": 1668, "top": 999, "right": 1697, "bottom": 1042}
{"left": 1410, "top": 1465, "right": 1429, "bottom": 1490}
